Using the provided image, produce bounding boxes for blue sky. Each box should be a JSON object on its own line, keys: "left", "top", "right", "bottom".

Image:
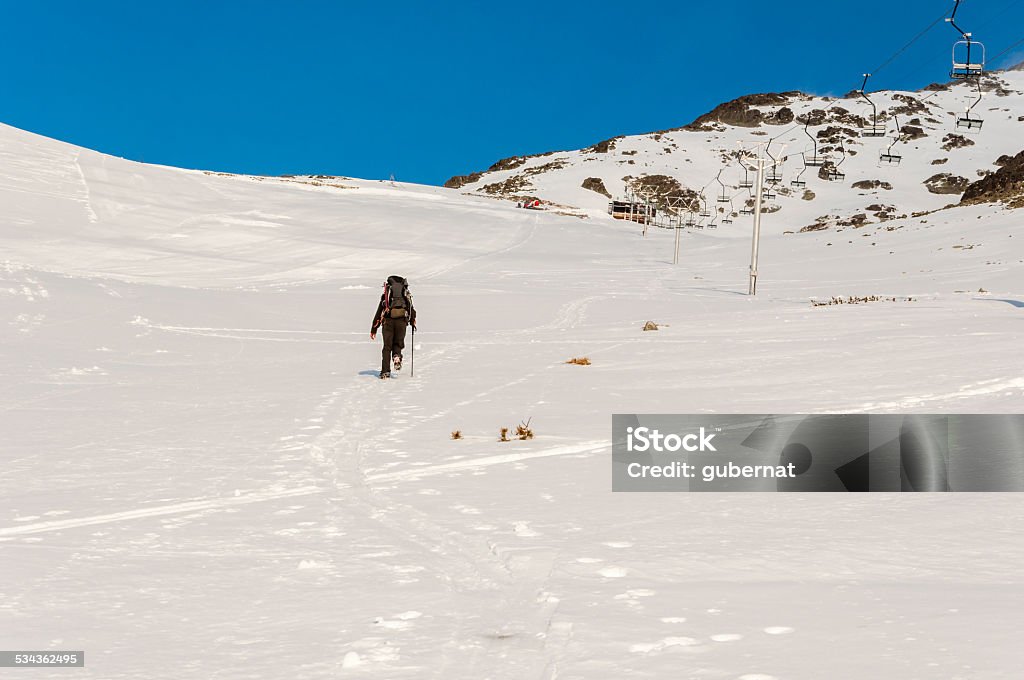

{"left": 1, "top": 1, "right": 1022, "bottom": 185}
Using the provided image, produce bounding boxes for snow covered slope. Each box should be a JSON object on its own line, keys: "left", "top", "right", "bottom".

{"left": 447, "top": 70, "right": 1024, "bottom": 229}
{"left": 2, "top": 73, "right": 1024, "bottom": 680}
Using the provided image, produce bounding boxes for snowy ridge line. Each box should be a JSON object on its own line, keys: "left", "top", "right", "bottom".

{"left": 365, "top": 440, "right": 607, "bottom": 483}
{"left": 0, "top": 485, "right": 325, "bottom": 537}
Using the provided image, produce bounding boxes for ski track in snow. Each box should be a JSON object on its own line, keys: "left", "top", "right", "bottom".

{"left": 72, "top": 151, "right": 99, "bottom": 223}
{"left": 0, "top": 486, "right": 323, "bottom": 537}
{"left": 838, "top": 375, "right": 1024, "bottom": 412}
{"left": 366, "top": 440, "right": 606, "bottom": 483}
{"left": 0, "top": 439, "right": 605, "bottom": 539}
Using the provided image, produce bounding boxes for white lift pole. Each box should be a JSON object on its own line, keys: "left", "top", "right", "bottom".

{"left": 673, "top": 217, "right": 682, "bottom": 265}
{"left": 739, "top": 143, "right": 785, "bottom": 296}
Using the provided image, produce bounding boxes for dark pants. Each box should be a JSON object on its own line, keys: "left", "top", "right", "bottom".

{"left": 381, "top": 317, "right": 408, "bottom": 374}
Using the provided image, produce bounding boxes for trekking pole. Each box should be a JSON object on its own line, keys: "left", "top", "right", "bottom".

{"left": 410, "top": 325, "right": 415, "bottom": 377}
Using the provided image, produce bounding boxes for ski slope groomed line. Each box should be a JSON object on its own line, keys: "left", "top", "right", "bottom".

{"left": 365, "top": 440, "right": 607, "bottom": 483}
{"left": 0, "top": 485, "right": 326, "bottom": 537}
{"left": 0, "top": 442, "right": 608, "bottom": 537}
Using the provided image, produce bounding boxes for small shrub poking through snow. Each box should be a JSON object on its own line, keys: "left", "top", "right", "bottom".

{"left": 811, "top": 295, "right": 915, "bottom": 307}
{"left": 499, "top": 427, "right": 510, "bottom": 442}
{"left": 515, "top": 419, "right": 534, "bottom": 441}
{"left": 566, "top": 357, "right": 591, "bottom": 365}
{"left": 451, "top": 430, "right": 462, "bottom": 440}
{"left": 643, "top": 321, "right": 659, "bottom": 331}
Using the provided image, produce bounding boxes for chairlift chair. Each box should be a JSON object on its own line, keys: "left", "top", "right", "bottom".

{"left": 791, "top": 159, "right": 807, "bottom": 188}
{"left": 802, "top": 118, "right": 827, "bottom": 167}
{"left": 879, "top": 115, "right": 903, "bottom": 165}
{"left": 956, "top": 78, "right": 985, "bottom": 132}
{"left": 764, "top": 139, "right": 784, "bottom": 184}
{"left": 698, "top": 197, "right": 712, "bottom": 219}
{"left": 859, "top": 74, "right": 888, "bottom": 138}
{"left": 947, "top": 2, "right": 985, "bottom": 80}
{"left": 722, "top": 199, "right": 736, "bottom": 224}
{"left": 950, "top": 39, "right": 985, "bottom": 79}
{"left": 827, "top": 140, "right": 848, "bottom": 182}
{"left": 879, "top": 151, "right": 902, "bottom": 165}
{"left": 826, "top": 163, "right": 846, "bottom": 182}
{"left": 956, "top": 113, "right": 984, "bottom": 131}
{"left": 713, "top": 169, "right": 731, "bottom": 204}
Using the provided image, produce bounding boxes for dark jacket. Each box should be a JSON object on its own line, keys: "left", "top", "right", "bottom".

{"left": 371, "top": 293, "right": 416, "bottom": 334}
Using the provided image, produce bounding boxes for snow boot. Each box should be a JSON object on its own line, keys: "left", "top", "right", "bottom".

{"left": 393, "top": 354, "right": 403, "bottom": 371}
{"left": 379, "top": 371, "right": 391, "bottom": 380}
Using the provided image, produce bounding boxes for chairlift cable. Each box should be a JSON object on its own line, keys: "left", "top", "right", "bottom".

{"left": 871, "top": 8, "right": 951, "bottom": 77}
{"left": 765, "top": 5, "right": 958, "bottom": 145}
{"left": 990, "top": 33, "right": 1024, "bottom": 63}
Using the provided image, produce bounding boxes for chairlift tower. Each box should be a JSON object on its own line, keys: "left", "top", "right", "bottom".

{"left": 640, "top": 189, "right": 653, "bottom": 237}
{"left": 738, "top": 142, "right": 785, "bottom": 296}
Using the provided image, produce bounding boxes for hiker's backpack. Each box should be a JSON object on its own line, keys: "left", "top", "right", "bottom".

{"left": 384, "top": 275, "right": 412, "bottom": 319}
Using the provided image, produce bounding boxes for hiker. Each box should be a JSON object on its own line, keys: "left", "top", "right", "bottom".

{"left": 370, "top": 275, "right": 416, "bottom": 379}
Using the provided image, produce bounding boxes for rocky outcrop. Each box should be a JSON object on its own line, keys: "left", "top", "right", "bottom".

{"left": 623, "top": 174, "right": 698, "bottom": 209}
{"left": 924, "top": 173, "right": 970, "bottom": 195}
{"left": 685, "top": 93, "right": 800, "bottom": 130}
{"left": 941, "top": 134, "right": 974, "bottom": 151}
{"left": 581, "top": 177, "right": 611, "bottom": 197}
{"left": 584, "top": 136, "right": 622, "bottom": 153}
{"left": 444, "top": 172, "right": 483, "bottom": 189}
{"left": 481, "top": 175, "right": 532, "bottom": 195}
{"left": 488, "top": 156, "right": 528, "bottom": 172}
{"left": 901, "top": 125, "right": 927, "bottom": 140}
{"left": 891, "top": 94, "right": 930, "bottom": 116}
{"left": 852, "top": 180, "right": 893, "bottom": 191}
{"left": 961, "top": 150, "right": 1024, "bottom": 205}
